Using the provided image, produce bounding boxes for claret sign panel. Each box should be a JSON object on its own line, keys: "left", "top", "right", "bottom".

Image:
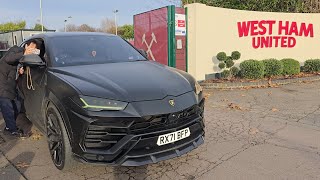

{"left": 186, "top": 3, "right": 320, "bottom": 80}
{"left": 134, "top": 8, "right": 169, "bottom": 66}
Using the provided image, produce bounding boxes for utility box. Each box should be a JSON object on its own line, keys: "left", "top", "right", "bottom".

{"left": 134, "top": 6, "right": 187, "bottom": 71}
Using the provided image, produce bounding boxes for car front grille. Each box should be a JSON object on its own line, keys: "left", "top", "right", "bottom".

{"left": 84, "top": 119, "right": 134, "bottom": 150}
{"left": 82, "top": 99, "right": 205, "bottom": 163}
{"left": 129, "top": 103, "right": 202, "bottom": 133}
{"left": 84, "top": 127, "right": 125, "bottom": 149}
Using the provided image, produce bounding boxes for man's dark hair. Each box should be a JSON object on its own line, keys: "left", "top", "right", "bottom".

{"left": 26, "top": 39, "right": 41, "bottom": 48}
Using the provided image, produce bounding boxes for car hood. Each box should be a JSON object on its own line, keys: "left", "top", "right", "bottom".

{"left": 50, "top": 61, "right": 194, "bottom": 102}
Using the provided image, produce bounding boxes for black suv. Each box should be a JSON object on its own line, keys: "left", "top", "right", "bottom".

{"left": 0, "top": 49, "right": 8, "bottom": 59}
{"left": 18, "top": 32, "right": 205, "bottom": 171}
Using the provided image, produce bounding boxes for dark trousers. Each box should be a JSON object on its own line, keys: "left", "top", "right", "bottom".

{"left": 0, "top": 97, "right": 18, "bottom": 132}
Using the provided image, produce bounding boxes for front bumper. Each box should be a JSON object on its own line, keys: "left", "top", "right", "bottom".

{"left": 66, "top": 92, "right": 205, "bottom": 166}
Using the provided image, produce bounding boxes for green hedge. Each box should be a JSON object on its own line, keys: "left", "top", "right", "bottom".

{"left": 218, "top": 62, "right": 226, "bottom": 69}
{"left": 240, "top": 60, "right": 265, "bottom": 79}
{"left": 231, "top": 51, "right": 241, "bottom": 60}
{"left": 221, "top": 70, "right": 230, "bottom": 78}
{"left": 230, "top": 67, "right": 240, "bottom": 77}
{"left": 226, "top": 59, "right": 235, "bottom": 68}
{"left": 303, "top": 59, "right": 320, "bottom": 72}
{"left": 281, "top": 58, "right": 300, "bottom": 75}
{"left": 217, "top": 52, "right": 227, "bottom": 61}
{"left": 262, "top": 59, "right": 283, "bottom": 77}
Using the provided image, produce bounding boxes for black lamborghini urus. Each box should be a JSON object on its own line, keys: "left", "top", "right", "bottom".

{"left": 18, "top": 32, "right": 205, "bottom": 171}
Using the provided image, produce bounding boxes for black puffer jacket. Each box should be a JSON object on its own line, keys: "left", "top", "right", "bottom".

{"left": 0, "top": 46, "right": 24, "bottom": 100}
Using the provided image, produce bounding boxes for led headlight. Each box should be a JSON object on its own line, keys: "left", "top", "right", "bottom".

{"left": 80, "top": 96, "right": 128, "bottom": 111}
{"left": 195, "top": 81, "right": 203, "bottom": 95}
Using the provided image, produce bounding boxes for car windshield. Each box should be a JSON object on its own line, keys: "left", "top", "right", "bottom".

{"left": 48, "top": 35, "right": 146, "bottom": 67}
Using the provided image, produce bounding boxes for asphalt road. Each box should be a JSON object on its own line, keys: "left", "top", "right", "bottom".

{"left": 1, "top": 81, "right": 320, "bottom": 180}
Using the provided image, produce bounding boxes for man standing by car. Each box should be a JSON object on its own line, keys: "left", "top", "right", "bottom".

{"left": 0, "top": 41, "right": 38, "bottom": 137}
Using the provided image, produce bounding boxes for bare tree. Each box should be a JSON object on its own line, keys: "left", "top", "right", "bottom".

{"left": 78, "top": 24, "right": 96, "bottom": 32}
{"left": 63, "top": 17, "right": 135, "bottom": 34}
{"left": 64, "top": 24, "right": 97, "bottom": 32}
{"left": 100, "top": 18, "right": 116, "bottom": 34}
{"left": 65, "top": 24, "right": 78, "bottom": 32}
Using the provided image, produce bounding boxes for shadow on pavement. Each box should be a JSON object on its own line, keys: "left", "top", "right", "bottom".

{"left": 11, "top": 151, "right": 35, "bottom": 178}
{"left": 113, "top": 165, "right": 148, "bottom": 180}
{"left": 0, "top": 115, "right": 19, "bottom": 153}
{"left": 0, "top": 112, "right": 34, "bottom": 151}
{"left": 0, "top": 151, "right": 35, "bottom": 180}
{"left": 0, "top": 112, "right": 35, "bottom": 180}
{"left": 16, "top": 113, "right": 33, "bottom": 136}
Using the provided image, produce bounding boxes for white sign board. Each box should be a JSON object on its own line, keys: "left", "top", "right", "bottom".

{"left": 175, "top": 14, "right": 186, "bottom": 36}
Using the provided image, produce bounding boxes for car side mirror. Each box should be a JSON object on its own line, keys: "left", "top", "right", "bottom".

{"left": 20, "top": 54, "right": 46, "bottom": 66}
{"left": 138, "top": 49, "right": 148, "bottom": 59}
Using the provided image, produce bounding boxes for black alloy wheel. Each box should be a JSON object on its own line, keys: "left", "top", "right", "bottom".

{"left": 47, "top": 110, "right": 64, "bottom": 167}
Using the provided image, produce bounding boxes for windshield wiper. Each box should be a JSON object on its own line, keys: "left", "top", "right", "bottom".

{"left": 135, "top": 59, "right": 148, "bottom": 61}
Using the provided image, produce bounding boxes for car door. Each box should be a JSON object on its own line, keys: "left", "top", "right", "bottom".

{"left": 19, "top": 38, "right": 48, "bottom": 129}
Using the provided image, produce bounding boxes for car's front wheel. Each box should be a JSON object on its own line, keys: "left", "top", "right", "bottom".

{"left": 46, "top": 102, "right": 76, "bottom": 171}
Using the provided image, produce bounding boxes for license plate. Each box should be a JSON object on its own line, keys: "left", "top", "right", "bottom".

{"left": 157, "top": 128, "right": 190, "bottom": 146}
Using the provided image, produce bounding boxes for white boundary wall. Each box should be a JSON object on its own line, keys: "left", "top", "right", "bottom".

{"left": 186, "top": 3, "right": 320, "bottom": 80}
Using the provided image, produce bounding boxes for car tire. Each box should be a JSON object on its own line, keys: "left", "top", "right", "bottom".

{"left": 46, "top": 102, "right": 76, "bottom": 171}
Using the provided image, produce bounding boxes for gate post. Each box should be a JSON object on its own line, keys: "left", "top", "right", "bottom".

{"left": 167, "top": 5, "right": 176, "bottom": 68}
{"left": 185, "top": 7, "right": 188, "bottom": 72}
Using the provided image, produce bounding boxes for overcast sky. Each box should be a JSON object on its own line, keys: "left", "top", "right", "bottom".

{"left": 0, "top": 0, "right": 181, "bottom": 31}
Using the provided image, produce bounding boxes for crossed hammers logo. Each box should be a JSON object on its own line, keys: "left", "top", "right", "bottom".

{"left": 142, "top": 32, "right": 157, "bottom": 60}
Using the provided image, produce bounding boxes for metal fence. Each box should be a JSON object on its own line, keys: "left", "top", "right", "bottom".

{"left": 0, "top": 41, "right": 9, "bottom": 50}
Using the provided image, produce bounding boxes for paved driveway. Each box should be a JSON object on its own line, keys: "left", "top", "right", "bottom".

{"left": 1, "top": 81, "right": 320, "bottom": 180}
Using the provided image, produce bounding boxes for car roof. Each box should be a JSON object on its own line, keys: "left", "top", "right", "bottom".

{"left": 25, "top": 32, "right": 117, "bottom": 41}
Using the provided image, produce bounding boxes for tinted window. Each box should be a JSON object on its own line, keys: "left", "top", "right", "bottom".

{"left": 48, "top": 35, "right": 146, "bottom": 67}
